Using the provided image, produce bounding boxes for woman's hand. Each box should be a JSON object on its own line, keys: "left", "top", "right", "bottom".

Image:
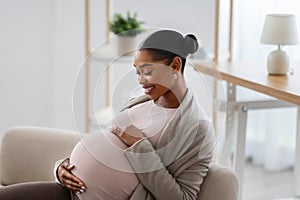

{"left": 57, "top": 160, "right": 86, "bottom": 193}
{"left": 111, "top": 125, "right": 144, "bottom": 146}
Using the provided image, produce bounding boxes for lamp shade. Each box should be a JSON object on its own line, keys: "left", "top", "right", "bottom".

{"left": 260, "top": 14, "right": 298, "bottom": 45}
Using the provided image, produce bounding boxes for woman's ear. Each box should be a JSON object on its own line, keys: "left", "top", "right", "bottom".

{"left": 170, "top": 56, "right": 182, "bottom": 73}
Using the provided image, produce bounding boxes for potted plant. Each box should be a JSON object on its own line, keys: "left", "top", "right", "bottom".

{"left": 110, "top": 12, "right": 144, "bottom": 55}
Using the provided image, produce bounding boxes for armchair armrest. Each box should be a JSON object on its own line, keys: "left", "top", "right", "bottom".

{"left": 197, "top": 164, "right": 239, "bottom": 200}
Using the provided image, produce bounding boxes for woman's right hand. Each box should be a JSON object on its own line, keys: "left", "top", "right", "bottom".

{"left": 57, "top": 160, "right": 86, "bottom": 193}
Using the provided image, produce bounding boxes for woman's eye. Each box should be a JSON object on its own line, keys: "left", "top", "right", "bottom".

{"left": 145, "top": 71, "right": 153, "bottom": 76}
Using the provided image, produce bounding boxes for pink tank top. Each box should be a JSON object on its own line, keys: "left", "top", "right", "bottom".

{"left": 70, "top": 100, "right": 176, "bottom": 200}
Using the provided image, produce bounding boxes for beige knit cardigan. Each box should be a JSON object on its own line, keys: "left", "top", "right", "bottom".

{"left": 122, "top": 89, "right": 215, "bottom": 200}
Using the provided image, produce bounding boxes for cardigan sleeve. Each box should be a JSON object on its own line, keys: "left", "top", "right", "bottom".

{"left": 125, "top": 120, "right": 214, "bottom": 200}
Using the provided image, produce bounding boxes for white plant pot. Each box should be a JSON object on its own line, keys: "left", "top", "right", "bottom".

{"left": 117, "top": 36, "right": 138, "bottom": 56}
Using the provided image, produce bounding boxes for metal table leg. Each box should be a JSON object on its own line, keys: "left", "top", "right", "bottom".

{"left": 234, "top": 104, "right": 248, "bottom": 200}
{"left": 220, "top": 83, "right": 237, "bottom": 166}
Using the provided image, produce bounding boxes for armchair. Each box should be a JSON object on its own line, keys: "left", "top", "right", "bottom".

{"left": 0, "top": 126, "right": 238, "bottom": 200}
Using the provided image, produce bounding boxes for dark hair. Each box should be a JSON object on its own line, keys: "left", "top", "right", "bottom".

{"left": 138, "top": 30, "right": 199, "bottom": 73}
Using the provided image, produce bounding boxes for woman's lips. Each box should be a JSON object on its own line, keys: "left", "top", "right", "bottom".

{"left": 143, "top": 85, "right": 155, "bottom": 95}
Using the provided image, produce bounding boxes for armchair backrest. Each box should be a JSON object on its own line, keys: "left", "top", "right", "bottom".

{"left": 0, "top": 126, "right": 80, "bottom": 185}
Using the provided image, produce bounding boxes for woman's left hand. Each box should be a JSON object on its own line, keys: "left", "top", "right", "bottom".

{"left": 111, "top": 125, "right": 144, "bottom": 146}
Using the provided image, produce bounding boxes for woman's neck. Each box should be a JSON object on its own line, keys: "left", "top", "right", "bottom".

{"left": 155, "top": 80, "right": 187, "bottom": 108}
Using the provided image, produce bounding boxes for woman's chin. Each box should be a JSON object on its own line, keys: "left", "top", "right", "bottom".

{"left": 145, "top": 93, "right": 159, "bottom": 100}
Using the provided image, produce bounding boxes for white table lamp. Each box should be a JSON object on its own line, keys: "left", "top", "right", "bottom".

{"left": 260, "top": 14, "right": 298, "bottom": 75}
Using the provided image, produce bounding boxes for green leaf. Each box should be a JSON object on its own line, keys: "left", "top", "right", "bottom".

{"left": 109, "top": 11, "right": 144, "bottom": 36}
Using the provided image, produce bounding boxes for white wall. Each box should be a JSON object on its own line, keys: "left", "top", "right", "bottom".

{"left": 0, "top": 0, "right": 215, "bottom": 134}
{"left": 0, "top": 0, "right": 85, "bottom": 135}
{"left": 52, "top": 0, "right": 85, "bottom": 131}
{"left": 89, "top": 0, "right": 215, "bottom": 53}
{"left": 0, "top": 0, "right": 55, "bottom": 134}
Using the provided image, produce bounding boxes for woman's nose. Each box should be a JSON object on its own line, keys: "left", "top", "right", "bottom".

{"left": 138, "top": 74, "right": 147, "bottom": 84}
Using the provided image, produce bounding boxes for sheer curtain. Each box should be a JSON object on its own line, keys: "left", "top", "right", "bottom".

{"left": 232, "top": 0, "right": 300, "bottom": 171}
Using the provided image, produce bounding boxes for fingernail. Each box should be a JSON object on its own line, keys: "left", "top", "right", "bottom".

{"left": 76, "top": 191, "right": 81, "bottom": 194}
{"left": 80, "top": 189, "right": 85, "bottom": 193}
{"left": 81, "top": 186, "right": 86, "bottom": 190}
{"left": 79, "top": 182, "right": 83, "bottom": 185}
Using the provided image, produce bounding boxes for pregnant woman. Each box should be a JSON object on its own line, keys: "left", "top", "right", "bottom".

{"left": 68, "top": 97, "right": 177, "bottom": 200}
{"left": 0, "top": 29, "right": 215, "bottom": 200}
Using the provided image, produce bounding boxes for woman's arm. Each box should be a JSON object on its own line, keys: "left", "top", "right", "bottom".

{"left": 126, "top": 139, "right": 212, "bottom": 200}
{"left": 114, "top": 120, "right": 214, "bottom": 200}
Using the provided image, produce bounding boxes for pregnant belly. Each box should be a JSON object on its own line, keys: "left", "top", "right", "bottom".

{"left": 70, "top": 132, "right": 139, "bottom": 200}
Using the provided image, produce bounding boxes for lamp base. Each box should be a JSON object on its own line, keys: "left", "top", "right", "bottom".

{"left": 267, "top": 47, "right": 290, "bottom": 75}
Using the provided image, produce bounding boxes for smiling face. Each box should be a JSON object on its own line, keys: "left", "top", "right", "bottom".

{"left": 133, "top": 50, "right": 177, "bottom": 100}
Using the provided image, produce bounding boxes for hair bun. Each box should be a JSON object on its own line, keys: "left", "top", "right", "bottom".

{"left": 184, "top": 34, "right": 199, "bottom": 55}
